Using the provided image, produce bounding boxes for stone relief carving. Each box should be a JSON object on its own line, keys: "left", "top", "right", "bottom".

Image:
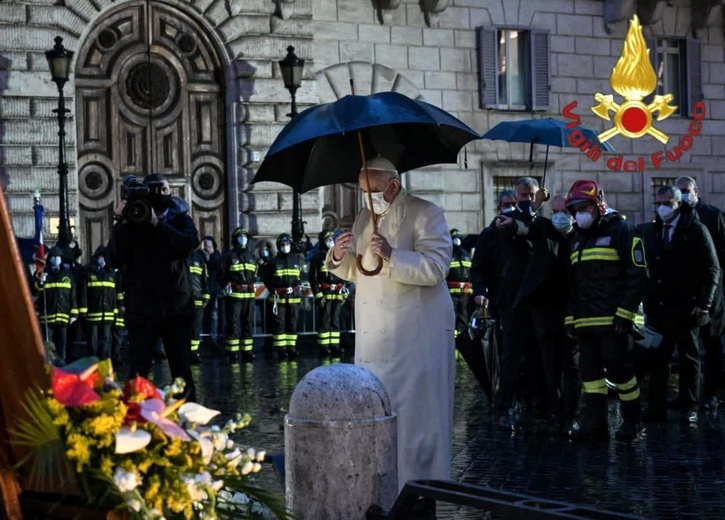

{"left": 602, "top": 0, "right": 636, "bottom": 34}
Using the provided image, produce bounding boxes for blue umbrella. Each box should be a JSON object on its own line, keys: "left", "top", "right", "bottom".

{"left": 253, "top": 91, "right": 480, "bottom": 193}
{"left": 481, "top": 118, "right": 615, "bottom": 187}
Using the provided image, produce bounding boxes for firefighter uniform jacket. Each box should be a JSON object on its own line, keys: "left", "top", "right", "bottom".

{"left": 447, "top": 247, "right": 472, "bottom": 294}
{"left": 263, "top": 253, "right": 302, "bottom": 302}
{"left": 220, "top": 248, "right": 257, "bottom": 300}
{"left": 566, "top": 212, "right": 647, "bottom": 334}
{"left": 310, "top": 248, "right": 345, "bottom": 301}
{"left": 34, "top": 266, "right": 78, "bottom": 325}
{"left": 79, "top": 266, "right": 119, "bottom": 323}
{"left": 188, "top": 250, "right": 209, "bottom": 308}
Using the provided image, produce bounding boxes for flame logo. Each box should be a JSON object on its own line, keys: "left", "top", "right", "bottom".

{"left": 591, "top": 15, "right": 676, "bottom": 144}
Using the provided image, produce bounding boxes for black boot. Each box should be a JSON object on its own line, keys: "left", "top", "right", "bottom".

{"left": 240, "top": 350, "right": 255, "bottom": 362}
{"left": 570, "top": 394, "right": 608, "bottom": 442}
{"left": 319, "top": 346, "right": 331, "bottom": 357}
{"left": 226, "top": 350, "right": 240, "bottom": 364}
{"left": 615, "top": 399, "right": 642, "bottom": 441}
{"left": 190, "top": 351, "right": 200, "bottom": 365}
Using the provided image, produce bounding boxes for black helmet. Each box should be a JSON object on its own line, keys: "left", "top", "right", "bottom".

{"left": 47, "top": 246, "right": 63, "bottom": 259}
{"left": 276, "top": 233, "right": 292, "bottom": 248}
{"left": 450, "top": 228, "right": 462, "bottom": 239}
{"left": 318, "top": 229, "right": 332, "bottom": 243}
{"left": 232, "top": 227, "right": 249, "bottom": 240}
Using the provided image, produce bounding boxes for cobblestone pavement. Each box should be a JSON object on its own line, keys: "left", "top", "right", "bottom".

{"left": 187, "top": 351, "right": 725, "bottom": 519}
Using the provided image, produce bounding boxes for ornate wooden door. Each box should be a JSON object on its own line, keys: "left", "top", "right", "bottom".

{"left": 75, "top": 0, "right": 226, "bottom": 260}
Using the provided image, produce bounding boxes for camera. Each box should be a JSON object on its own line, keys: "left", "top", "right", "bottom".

{"left": 121, "top": 175, "right": 164, "bottom": 224}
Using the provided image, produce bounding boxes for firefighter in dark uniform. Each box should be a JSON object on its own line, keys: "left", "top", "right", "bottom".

{"left": 310, "top": 230, "right": 346, "bottom": 357}
{"left": 33, "top": 246, "right": 78, "bottom": 365}
{"left": 565, "top": 180, "right": 647, "bottom": 442}
{"left": 112, "top": 268, "right": 126, "bottom": 366}
{"left": 78, "top": 246, "right": 118, "bottom": 359}
{"left": 188, "top": 247, "right": 209, "bottom": 363}
{"left": 221, "top": 227, "right": 258, "bottom": 362}
{"left": 263, "top": 233, "right": 302, "bottom": 359}
{"left": 447, "top": 229, "right": 472, "bottom": 339}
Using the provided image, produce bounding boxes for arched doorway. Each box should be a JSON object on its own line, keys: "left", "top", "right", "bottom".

{"left": 75, "top": 0, "right": 227, "bottom": 259}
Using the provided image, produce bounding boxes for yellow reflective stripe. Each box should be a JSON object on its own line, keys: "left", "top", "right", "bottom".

{"left": 276, "top": 269, "right": 300, "bottom": 276}
{"left": 615, "top": 377, "right": 638, "bottom": 392}
{"left": 320, "top": 266, "right": 329, "bottom": 272}
{"left": 189, "top": 266, "right": 204, "bottom": 275}
{"left": 580, "top": 248, "right": 620, "bottom": 262}
{"left": 450, "top": 261, "right": 461, "bottom": 268}
{"left": 619, "top": 388, "right": 640, "bottom": 401}
{"left": 78, "top": 307, "right": 88, "bottom": 313}
{"left": 195, "top": 300, "right": 204, "bottom": 307}
{"left": 229, "top": 263, "right": 257, "bottom": 272}
{"left": 117, "top": 293, "right": 124, "bottom": 301}
{"left": 583, "top": 379, "right": 608, "bottom": 394}
{"left": 570, "top": 251, "right": 579, "bottom": 263}
{"left": 44, "top": 282, "right": 72, "bottom": 289}
{"left": 461, "top": 260, "right": 472, "bottom": 267}
{"left": 574, "top": 316, "right": 615, "bottom": 328}
{"left": 615, "top": 307, "right": 637, "bottom": 322}
{"left": 314, "top": 293, "right": 323, "bottom": 299}
{"left": 325, "top": 294, "right": 343, "bottom": 300}
{"left": 229, "top": 292, "right": 255, "bottom": 299}
{"left": 87, "top": 281, "right": 115, "bottom": 288}
{"left": 278, "top": 298, "right": 301, "bottom": 304}
{"left": 564, "top": 315, "right": 574, "bottom": 325}
{"left": 635, "top": 315, "right": 644, "bottom": 326}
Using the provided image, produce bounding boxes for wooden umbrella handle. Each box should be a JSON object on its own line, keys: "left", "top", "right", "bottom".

{"left": 355, "top": 129, "right": 383, "bottom": 276}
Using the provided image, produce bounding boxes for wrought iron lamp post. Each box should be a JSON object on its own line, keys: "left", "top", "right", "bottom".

{"left": 45, "top": 36, "right": 74, "bottom": 250}
{"left": 279, "top": 46, "right": 307, "bottom": 253}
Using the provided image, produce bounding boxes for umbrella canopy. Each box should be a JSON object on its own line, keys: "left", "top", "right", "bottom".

{"left": 253, "top": 91, "right": 480, "bottom": 193}
{"left": 481, "top": 117, "right": 615, "bottom": 150}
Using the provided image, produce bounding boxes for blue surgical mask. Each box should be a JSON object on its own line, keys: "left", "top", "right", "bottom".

{"left": 97, "top": 257, "right": 106, "bottom": 269}
{"left": 237, "top": 236, "right": 248, "bottom": 248}
{"left": 453, "top": 238, "right": 461, "bottom": 247}
{"left": 325, "top": 239, "right": 334, "bottom": 249}
{"left": 50, "top": 257, "right": 61, "bottom": 268}
{"left": 280, "top": 244, "right": 291, "bottom": 254}
{"left": 261, "top": 250, "right": 270, "bottom": 258}
{"left": 552, "top": 212, "right": 574, "bottom": 235}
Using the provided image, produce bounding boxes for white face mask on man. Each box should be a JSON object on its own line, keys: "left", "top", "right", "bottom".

{"left": 657, "top": 204, "right": 678, "bottom": 222}
{"left": 280, "top": 244, "right": 291, "bottom": 254}
{"left": 575, "top": 211, "right": 595, "bottom": 230}
{"left": 366, "top": 191, "right": 391, "bottom": 215}
{"left": 552, "top": 212, "right": 574, "bottom": 234}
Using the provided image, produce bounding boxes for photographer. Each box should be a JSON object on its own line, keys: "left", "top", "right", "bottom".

{"left": 106, "top": 173, "right": 199, "bottom": 401}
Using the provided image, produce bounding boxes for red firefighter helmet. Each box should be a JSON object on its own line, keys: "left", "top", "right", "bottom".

{"left": 565, "top": 180, "right": 608, "bottom": 215}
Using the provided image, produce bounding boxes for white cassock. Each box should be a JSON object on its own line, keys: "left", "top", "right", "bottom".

{"left": 326, "top": 188, "right": 456, "bottom": 491}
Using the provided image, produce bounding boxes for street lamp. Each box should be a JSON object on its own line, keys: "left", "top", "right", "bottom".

{"left": 45, "top": 36, "right": 74, "bottom": 251}
{"left": 279, "top": 46, "right": 307, "bottom": 252}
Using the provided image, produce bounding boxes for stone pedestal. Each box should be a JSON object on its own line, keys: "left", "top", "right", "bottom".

{"left": 285, "top": 363, "right": 397, "bottom": 520}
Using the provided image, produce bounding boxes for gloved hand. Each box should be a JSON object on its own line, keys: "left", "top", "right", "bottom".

{"left": 317, "top": 298, "right": 326, "bottom": 309}
{"left": 613, "top": 315, "right": 634, "bottom": 335}
{"left": 69, "top": 316, "right": 77, "bottom": 325}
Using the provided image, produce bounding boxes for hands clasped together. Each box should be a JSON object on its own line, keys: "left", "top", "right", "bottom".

{"left": 332, "top": 230, "right": 392, "bottom": 262}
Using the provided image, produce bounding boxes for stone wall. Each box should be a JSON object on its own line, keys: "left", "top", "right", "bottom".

{"left": 0, "top": 0, "right": 723, "bottom": 245}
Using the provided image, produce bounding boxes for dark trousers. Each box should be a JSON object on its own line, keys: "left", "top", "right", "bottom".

{"left": 318, "top": 297, "right": 342, "bottom": 349}
{"left": 226, "top": 298, "right": 255, "bottom": 353}
{"left": 85, "top": 321, "right": 112, "bottom": 359}
{"left": 191, "top": 306, "right": 204, "bottom": 352}
{"left": 42, "top": 324, "right": 67, "bottom": 364}
{"left": 450, "top": 293, "right": 470, "bottom": 338}
{"left": 111, "top": 324, "right": 126, "bottom": 363}
{"left": 126, "top": 315, "right": 195, "bottom": 402}
{"left": 701, "top": 331, "right": 723, "bottom": 399}
{"left": 202, "top": 293, "right": 221, "bottom": 340}
{"left": 560, "top": 337, "right": 581, "bottom": 421}
{"left": 648, "top": 326, "right": 700, "bottom": 412}
{"left": 579, "top": 332, "right": 639, "bottom": 404}
{"left": 272, "top": 300, "right": 300, "bottom": 349}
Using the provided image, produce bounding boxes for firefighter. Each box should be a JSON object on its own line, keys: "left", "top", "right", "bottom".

{"left": 33, "top": 246, "right": 78, "bottom": 365}
{"left": 221, "top": 227, "right": 258, "bottom": 362}
{"left": 565, "top": 180, "right": 646, "bottom": 442}
{"left": 112, "top": 267, "right": 126, "bottom": 366}
{"left": 447, "top": 229, "right": 472, "bottom": 339}
{"left": 189, "top": 246, "right": 209, "bottom": 364}
{"left": 78, "top": 246, "right": 118, "bottom": 359}
{"left": 263, "top": 233, "right": 302, "bottom": 359}
{"left": 310, "top": 230, "right": 346, "bottom": 357}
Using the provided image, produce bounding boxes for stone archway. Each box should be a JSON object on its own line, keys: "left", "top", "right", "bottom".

{"left": 74, "top": 0, "right": 227, "bottom": 258}
{"left": 315, "top": 62, "right": 423, "bottom": 230}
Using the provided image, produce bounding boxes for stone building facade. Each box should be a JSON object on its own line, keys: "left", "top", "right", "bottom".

{"left": 0, "top": 0, "right": 723, "bottom": 258}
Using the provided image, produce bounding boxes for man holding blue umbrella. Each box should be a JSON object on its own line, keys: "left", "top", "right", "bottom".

{"left": 327, "top": 156, "right": 455, "bottom": 511}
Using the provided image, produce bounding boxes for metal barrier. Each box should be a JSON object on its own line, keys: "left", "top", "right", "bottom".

{"left": 367, "top": 480, "right": 645, "bottom": 520}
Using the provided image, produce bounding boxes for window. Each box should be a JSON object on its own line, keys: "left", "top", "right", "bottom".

{"left": 477, "top": 27, "right": 550, "bottom": 111}
{"left": 647, "top": 37, "right": 702, "bottom": 118}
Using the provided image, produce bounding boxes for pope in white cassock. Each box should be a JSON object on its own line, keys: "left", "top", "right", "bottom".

{"left": 326, "top": 156, "right": 456, "bottom": 492}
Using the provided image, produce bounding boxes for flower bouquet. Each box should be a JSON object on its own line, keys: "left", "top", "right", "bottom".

{"left": 10, "top": 358, "right": 288, "bottom": 519}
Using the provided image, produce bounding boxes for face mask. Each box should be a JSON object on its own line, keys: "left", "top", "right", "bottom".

{"left": 575, "top": 211, "right": 595, "bottom": 230}
{"left": 97, "top": 258, "right": 106, "bottom": 269}
{"left": 261, "top": 250, "right": 270, "bottom": 258}
{"left": 658, "top": 204, "right": 677, "bottom": 222}
{"left": 280, "top": 244, "right": 291, "bottom": 254}
{"left": 237, "top": 236, "right": 248, "bottom": 248}
{"left": 50, "top": 257, "right": 61, "bottom": 269}
{"left": 500, "top": 206, "right": 515, "bottom": 214}
{"left": 453, "top": 238, "right": 461, "bottom": 247}
{"left": 325, "top": 239, "right": 334, "bottom": 249}
{"left": 518, "top": 200, "right": 533, "bottom": 214}
{"left": 552, "top": 212, "right": 574, "bottom": 235}
{"left": 681, "top": 192, "right": 694, "bottom": 206}
{"left": 367, "top": 191, "right": 392, "bottom": 215}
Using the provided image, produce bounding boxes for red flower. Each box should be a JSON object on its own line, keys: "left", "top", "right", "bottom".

{"left": 124, "top": 401, "right": 145, "bottom": 425}
{"left": 123, "top": 377, "right": 161, "bottom": 402}
{"left": 51, "top": 367, "right": 100, "bottom": 407}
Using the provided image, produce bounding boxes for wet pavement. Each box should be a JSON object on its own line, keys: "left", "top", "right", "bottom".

{"left": 157, "top": 347, "right": 725, "bottom": 519}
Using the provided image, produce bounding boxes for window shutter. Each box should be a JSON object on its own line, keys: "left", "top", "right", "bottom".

{"left": 686, "top": 39, "right": 702, "bottom": 117}
{"left": 477, "top": 26, "right": 498, "bottom": 109}
{"left": 529, "top": 29, "right": 550, "bottom": 111}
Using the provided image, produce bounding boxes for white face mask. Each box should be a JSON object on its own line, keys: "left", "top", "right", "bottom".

{"left": 280, "top": 244, "right": 291, "bottom": 254}
{"left": 500, "top": 206, "right": 515, "bottom": 214}
{"left": 575, "top": 211, "right": 595, "bottom": 230}
{"left": 658, "top": 204, "right": 677, "bottom": 222}
{"left": 552, "top": 212, "right": 574, "bottom": 234}
{"left": 367, "top": 191, "right": 391, "bottom": 215}
{"left": 452, "top": 238, "right": 461, "bottom": 247}
{"left": 325, "top": 239, "right": 334, "bottom": 249}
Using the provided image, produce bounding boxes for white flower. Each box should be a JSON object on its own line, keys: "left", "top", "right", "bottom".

{"left": 115, "top": 426, "right": 151, "bottom": 454}
{"left": 253, "top": 462, "right": 262, "bottom": 473}
{"left": 186, "top": 429, "right": 214, "bottom": 465}
{"left": 212, "top": 480, "right": 224, "bottom": 492}
{"left": 212, "top": 431, "right": 228, "bottom": 451}
{"left": 231, "top": 492, "right": 250, "bottom": 505}
{"left": 127, "top": 498, "right": 142, "bottom": 512}
{"left": 181, "top": 474, "right": 206, "bottom": 502}
{"left": 226, "top": 439, "right": 235, "bottom": 450}
{"left": 113, "top": 467, "right": 140, "bottom": 493}
{"left": 256, "top": 450, "right": 266, "bottom": 462}
{"left": 194, "top": 471, "right": 212, "bottom": 486}
{"left": 246, "top": 447, "right": 256, "bottom": 458}
{"left": 179, "top": 403, "right": 221, "bottom": 425}
{"left": 218, "top": 490, "right": 233, "bottom": 502}
{"left": 225, "top": 448, "right": 243, "bottom": 468}
{"left": 241, "top": 461, "right": 254, "bottom": 475}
